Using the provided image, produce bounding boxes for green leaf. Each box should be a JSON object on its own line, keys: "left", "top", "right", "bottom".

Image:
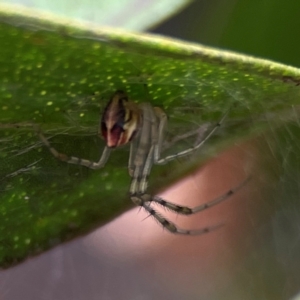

{"left": 0, "top": 4, "right": 300, "bottom": 268}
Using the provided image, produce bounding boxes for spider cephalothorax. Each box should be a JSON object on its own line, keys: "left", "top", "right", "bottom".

{"left": 101, "top": 90, "right": 141, "bottom": 148}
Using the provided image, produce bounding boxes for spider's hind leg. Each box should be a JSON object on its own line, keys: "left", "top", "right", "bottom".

{"left": 130, "top": 193, "right": 223, "bottom": 236}
{"left": 151, "top": 177, "right": 250, "bottom": 216}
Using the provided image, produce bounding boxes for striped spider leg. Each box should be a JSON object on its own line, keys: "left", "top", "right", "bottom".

{"left": 37, "top": 90, "right": 248, "bottom": 235}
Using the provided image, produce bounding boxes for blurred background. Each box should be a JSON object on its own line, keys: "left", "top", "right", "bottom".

{"left": 1, "top": 0, "right": 300, "bottom": 299}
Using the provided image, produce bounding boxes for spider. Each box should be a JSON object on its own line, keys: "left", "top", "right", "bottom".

{"left": 37, "top": 90, "right": 248, "bottom": 235}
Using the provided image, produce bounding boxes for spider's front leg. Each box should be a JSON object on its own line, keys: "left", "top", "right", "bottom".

{"left": 35, "top": 125, "right": 111, "bottom": 169}
{"left": 37, "top": 90, "right": 142, "bottom": 170}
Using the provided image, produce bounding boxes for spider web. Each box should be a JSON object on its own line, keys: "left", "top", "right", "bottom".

{"left": 2, "top": 70, "right": 299, "bottom": 300}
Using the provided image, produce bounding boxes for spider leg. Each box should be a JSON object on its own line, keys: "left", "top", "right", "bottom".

{"left": 129, "top": 143, "right": 226, "bottom": 235}
{"left": 151, "top": 177, "right": 250, "bottom": 215}
{"left": 129, "top": 102, "right": 160, "bottom": 194}
{"left": 127, "top": 99, "right": 237, "bottom": 235}
{"left": 35, "top": 125, "right": 111, "bottom": 169}
{"left": 155, "top": 111, "right": 229, "bottom": 165}
{"left": 131, "top": 196, "right": 223, "bottom": 235}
